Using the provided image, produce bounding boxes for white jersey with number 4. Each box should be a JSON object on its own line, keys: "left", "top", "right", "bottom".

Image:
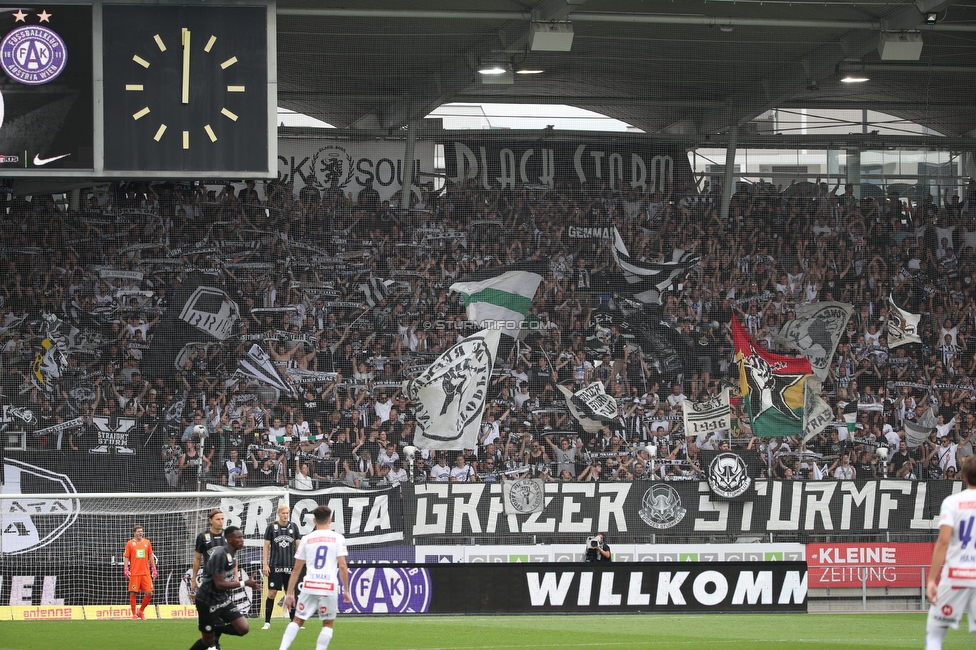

{"left": 938, "top": 488, "right": 976, "bottom": 587}
{"left": 295, "top": 528, "right": 348, "bottom": 595}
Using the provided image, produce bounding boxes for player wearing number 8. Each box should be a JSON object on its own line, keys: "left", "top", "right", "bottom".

{"left": 926, "top": 454, "right": 976, "bottom": 649}
{"left": 277, "top": 505, "right": 350, "bottom": 650}
{"left": 124, "top": 525, "right": 157, "bottom": 620}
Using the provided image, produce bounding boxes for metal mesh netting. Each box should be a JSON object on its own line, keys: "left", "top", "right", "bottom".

{"left": 2, "top": 5, "right": 976, "bottom": 523}
{"left": 0, "top": 491, "right": 285, "bottom": 609}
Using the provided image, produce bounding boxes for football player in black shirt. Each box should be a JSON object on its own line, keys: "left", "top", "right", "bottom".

{"left": 261, "top": 503, "right": 302, "bottom": 629}
{"left": 190, "top": 508, "right": 226, "bottom": 601}
{"left": 189, "top": 526, "right": 259, "bottom": 650}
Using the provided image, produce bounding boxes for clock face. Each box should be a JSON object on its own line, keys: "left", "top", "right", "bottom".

{"left": 102, "top": 4, "right": 269, "bottom": 173}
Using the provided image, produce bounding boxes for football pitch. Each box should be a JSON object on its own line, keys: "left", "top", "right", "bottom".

{"left": 0, "top": 613, "right": 966, "bottom": 649}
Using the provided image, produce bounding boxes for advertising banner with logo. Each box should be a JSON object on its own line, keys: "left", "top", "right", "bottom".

{"left": 419, "top": 562, "right": 807, "bottom": 614}
{"left": 442, "top": 139, "right": 694, "bottom": 193}
{"left": 0, "top": 561, "right": 806, "bottom": 616}
{"left": 402, "top": 480, "right": 954, "bottom": 540}
{"left": 807, "top": 542, "right": 935, "bottom": 589}
{"left": 415, "top": 543, "right": 805, "bottom": 564}
{"left": 277, "top": 138, "right": 436, "bottom": 203}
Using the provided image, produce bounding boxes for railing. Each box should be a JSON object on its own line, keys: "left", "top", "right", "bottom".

{"left": 807, "top": 563, "right": 931, "bottom": 611}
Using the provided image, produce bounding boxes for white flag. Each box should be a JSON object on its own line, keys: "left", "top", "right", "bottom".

{"left": 682, "top": 389, "right": 731, "bottom": 438}
{"left": 402, "top": 328, "right": 501, "bottom": 450}
{"left": 237, "top": 344, "right": 291, "bottom": 392}
{"left": 904, "top": 418, "right": 933, "bottom": 449}
{"left": 557, "top": 384, "right": 606, "bottom": 434}
{"left": 887, "top": 296, "right": 921, "bottom": 348}
{"left": 802, "top": 376, "right": 834, "bottom": 443}
{"left": 775, "top": 302, "right": 853, "bottom": 380}
{"left": 450, "top": 263, "right": 545, "bottom": 339}
{"left": 572, "top": 381, "right": 619, "bottom": 420}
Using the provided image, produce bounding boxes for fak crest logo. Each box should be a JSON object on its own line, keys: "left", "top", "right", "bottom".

{"left": 707, "top": 452, "right": 752, "bottom": 499}
{"left": 638, "top": 484, "right": 687, "bottom": 529}
{"left": 339, "top": 567, "right": 431, "bottom": 614}
{"left": 1, "top": 458, "right": 79, "bottom": 555}
{"left": 308, "top": 145, "right": 355, "bottom": 191}
{"left": 0, "top": 23, "right": 67, "bottom": 85}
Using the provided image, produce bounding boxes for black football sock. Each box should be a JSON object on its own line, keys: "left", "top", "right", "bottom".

{"left": 265, "top": 597, "right": 274, "bottom": 623}
{"left": 188, "top": 640, "right": 208, "bottom": 650}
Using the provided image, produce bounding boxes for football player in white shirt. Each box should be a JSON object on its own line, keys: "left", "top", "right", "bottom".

{"left": 278, "top": 505, "right": 350, "bottom": 650}
{"left": 926, "top": 455, "right": 976, "bottom": 649}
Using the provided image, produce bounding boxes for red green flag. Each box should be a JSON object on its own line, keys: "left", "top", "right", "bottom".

{"left": 731, "top": 314, "right": 812, "bottom": 438}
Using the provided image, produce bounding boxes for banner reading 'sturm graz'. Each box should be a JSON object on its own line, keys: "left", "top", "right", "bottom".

{"left": 442, "top": 140, "right": 695, "bottom": 192}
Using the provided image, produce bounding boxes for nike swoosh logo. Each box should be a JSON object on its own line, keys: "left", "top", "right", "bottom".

{"left": 33, "top": 153, "right": 71, "bottom": 166}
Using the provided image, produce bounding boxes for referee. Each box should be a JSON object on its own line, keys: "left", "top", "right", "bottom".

{"left": 261, "top": 503, "right": 301, "bottom": 630}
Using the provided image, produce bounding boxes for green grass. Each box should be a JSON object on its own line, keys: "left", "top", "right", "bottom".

{"left": 0, "top": 613, "right": 966, "bottom": 649}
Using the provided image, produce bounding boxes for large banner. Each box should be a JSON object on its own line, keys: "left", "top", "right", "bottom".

{"left": 807, "top": 542, "right": 934, "bottom": 589}
{"left": 0, "top": 561, "right": 805, "bottom": 615}
{"left": 419, "top": 562, "right": 807, "bottom": 614}
{"left": 402, "top": 480, "right": 955, "bottom": 540}
{"left": 442, "top": 139, "right": 694, "bottom": 193}
{"left": 277, "top": 139, "right": 436, "bottom": 202}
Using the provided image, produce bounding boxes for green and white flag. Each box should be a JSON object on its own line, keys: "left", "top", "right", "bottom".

{"left": 450, "top": 262, "right": 546, "bottom": 339}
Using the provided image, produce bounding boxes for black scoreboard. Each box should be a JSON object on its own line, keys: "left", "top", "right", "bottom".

{"left": 0, "top": 0, "right": 275, "bottom": 178}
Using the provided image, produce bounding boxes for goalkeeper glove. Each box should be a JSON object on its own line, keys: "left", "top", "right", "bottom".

{"left": 124, "top": 567, "right": 131, "bottom": 578}
{"left": 151, "top": 567, "right": 158, "bottom": 579}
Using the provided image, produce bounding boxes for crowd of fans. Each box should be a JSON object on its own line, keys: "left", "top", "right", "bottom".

{"left": 4, "top": 173, "right": 976, "bottom": 490}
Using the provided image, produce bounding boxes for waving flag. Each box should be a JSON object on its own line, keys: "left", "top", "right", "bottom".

{"left": 610, "top": 226, "right": 699, "bottom": 303}
{"left": 732, "top": 314, "right": 812, "bottom": 438}
{"left": 775, "top": 301, "right": 852, "bottom": 380}
{"left": 402, "top": 328, "right": 501, "bottom": 450}
{"left": 557, "top": 381, "right": 618, "bottom": 434}
{"left": 887, "top": 295, "right": 921, "bottom": 348}
{"left": 450, "top": 262, "right": 545, "bottom": 339}
{"left": 237, "top": 344, "right": 291, "bottom": 392}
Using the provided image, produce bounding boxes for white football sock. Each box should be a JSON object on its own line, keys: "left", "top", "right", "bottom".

{"left": 925, "top": 625, "right": 948, "bottom": 650}
{"left": 278, "top": 621, "right": 301, "bottom": 650}
{"left": 316, "top": 626, "right": 334, "bottom": 650}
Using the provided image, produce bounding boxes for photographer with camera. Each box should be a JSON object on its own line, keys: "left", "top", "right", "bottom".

{"left": 584, "top": 533, "right": 611, "bottom": 562}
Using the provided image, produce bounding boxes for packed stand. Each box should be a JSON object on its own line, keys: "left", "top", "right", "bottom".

{"left": 3, "top": 176, "right": 976, "bottom": 489}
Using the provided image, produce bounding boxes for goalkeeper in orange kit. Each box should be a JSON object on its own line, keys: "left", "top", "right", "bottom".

{"left": 124, "top": 524, "right": 158, "bottom": 620}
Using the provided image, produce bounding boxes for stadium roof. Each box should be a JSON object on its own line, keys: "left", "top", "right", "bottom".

{"left": 275, "top": 0, "right": 976, "bottom": 144}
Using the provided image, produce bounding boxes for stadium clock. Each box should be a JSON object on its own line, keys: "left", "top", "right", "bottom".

{"left": 101, "top": 4, "right": 270, "bottom": 174}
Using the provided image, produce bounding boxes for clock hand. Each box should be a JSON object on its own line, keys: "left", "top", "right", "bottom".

{"left": 181, "top": 28, "right": 190, "bottom": 104}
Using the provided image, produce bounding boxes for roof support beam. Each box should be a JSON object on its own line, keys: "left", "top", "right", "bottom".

{"left": 323, "top": 0, "right": 588, "bottom": 130}
{"left": 684, "top": 0, "right": 962, "bottom": 135}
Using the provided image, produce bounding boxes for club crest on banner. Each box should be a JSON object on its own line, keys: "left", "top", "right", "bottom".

{"left": 707, "top": 453, "right": 752, "bottom": 499}
{"left": 1, "top": 459, "right": 79, "bottom": 555}
{"left": 308, "top": 144, "right": 356, "bottom": 190}
{"left": 638, "top": 484, "right": 687, "bottom": 529}
{"left": 503, "top": 478, "right": 546, "bottom": 515}
{"left": 338, "top": 567, "right": 432, "bottom": 614}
